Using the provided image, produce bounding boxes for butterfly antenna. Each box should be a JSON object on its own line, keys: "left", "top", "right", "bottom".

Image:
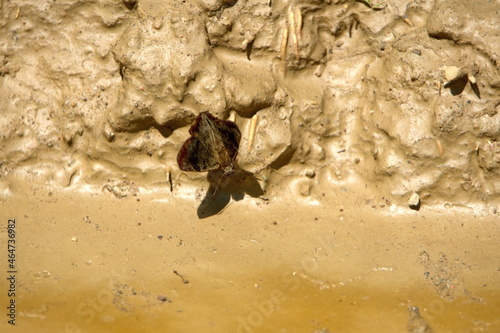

{"left": 270, "top": 168, "right": 296, "bottom": 203}
{"left": 212, "top": 171, "right": 226, "bottom": 196}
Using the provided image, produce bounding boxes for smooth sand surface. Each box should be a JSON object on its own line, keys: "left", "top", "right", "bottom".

{"left": 1, "top": 189, "right": 499, "bottom": 332}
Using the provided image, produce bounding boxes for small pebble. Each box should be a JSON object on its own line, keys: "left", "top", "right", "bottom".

{"left": 153, "top": 20, "right": 163, "bottom": 30}
{"left": 468, "top": 74, "right": 476, "bottom": 84}
{"left": 157, "top": 295, "right": 170, "bottom": 302}
{"left": 305, "top": 170, "right": 316, "bottom": 178}
{"left": 408, "top": 192, "right": 420, "bottom": 210}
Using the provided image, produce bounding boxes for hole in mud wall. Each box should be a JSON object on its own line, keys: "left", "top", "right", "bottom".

{"left": 122, "top": 0, "right": 137, "bottom": 10}
{"left": 444, "top": 75, "right": 468, "bottom": 96}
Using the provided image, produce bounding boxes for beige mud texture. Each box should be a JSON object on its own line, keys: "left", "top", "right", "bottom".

{"left": 0, "top": 0, "right": 499, "bottom": 332}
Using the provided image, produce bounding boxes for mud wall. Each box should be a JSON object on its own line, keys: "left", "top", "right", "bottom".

{"left": 1, "top": 0, "right": 499, "bottom": 207}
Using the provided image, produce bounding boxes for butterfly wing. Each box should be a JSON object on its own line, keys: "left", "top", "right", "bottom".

{"left": 177, "top": 111, "right": 241, "bottom": 172}
{"left": 214, "top": 118, "right": 241, "bottom": 166}
{"left": 177, "top": 134, "right": 222, "bottom": 172}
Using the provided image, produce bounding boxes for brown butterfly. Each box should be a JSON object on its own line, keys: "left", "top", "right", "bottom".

{"left": 177, "top": 111, "right": 241, "bottom": 174}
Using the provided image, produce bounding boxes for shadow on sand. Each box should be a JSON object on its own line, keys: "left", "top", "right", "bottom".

{"left": 197, "top": 169, "right": 264, "bottom": 218}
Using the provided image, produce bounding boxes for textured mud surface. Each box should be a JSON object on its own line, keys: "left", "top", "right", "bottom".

{"left": 1, "top": 0, "right": 499, "bottom": 206}
{"left": 0, "top": 0, "right": 499, "bottom": 332}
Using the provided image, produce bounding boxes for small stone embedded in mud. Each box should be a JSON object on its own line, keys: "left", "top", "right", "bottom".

{"left": 157, "top": 295, "right": 171, "bottom": 303}
{"left": 408, "top": 192, "right": 420, "bottom": 211}
{"left": 299, "top": 182, "right": 312, "bottom": 196}
{"left": 305, "top": 169, "right": 316, "bottom": 178}
{"left": 152, "top": 19, "right": 162, "bottom": 30}
{"left": 411, "top": 49, "right": 421, "bottom": 56}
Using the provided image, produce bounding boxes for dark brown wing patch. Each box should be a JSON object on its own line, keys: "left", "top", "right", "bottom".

{"left": 177, "top": 112, "right": 241, "bottom": 172}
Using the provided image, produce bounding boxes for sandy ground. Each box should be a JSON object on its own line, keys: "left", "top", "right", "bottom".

{"left": 1, "top": 0, "right": 500, "bottom": 332}
{"left": 1, "top": 190, "right": 499, "bottom": 332}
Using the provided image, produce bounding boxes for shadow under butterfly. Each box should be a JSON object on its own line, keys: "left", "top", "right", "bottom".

{"left": 177, "top": 111, "right": 263, "bottom": 218}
